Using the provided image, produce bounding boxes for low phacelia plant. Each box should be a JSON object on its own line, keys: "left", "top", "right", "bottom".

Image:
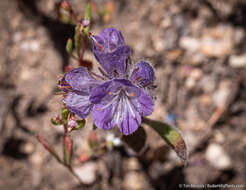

{"left": 37, "top": 1, "right": 187, "bottom": 186}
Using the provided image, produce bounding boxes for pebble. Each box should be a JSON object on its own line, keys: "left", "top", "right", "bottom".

{"left": 74, "top": 162, "right": 97, "bottom": 184}
{"left": 125, "top": 157, "right": 141, "bottom": 171}
{"left": 185, "top": 68, "right": 203, "bottom": 89}
{"left": 123, "top": 171, "right": 148, "bottom": 190}
{"left": 180, "top": 36, "right": 199, "bottom": 52}
{"left": 29, "top": 151, "right": 44, "bottom": 167}
{"left": 205, "top": 143, "right": 231, "bottom": 169}
{"left": 20, "top": 40, "right": 40, "bottom": 52}
{"left": 229, "top": 54, "right": 246, "bottom": 68}
{"left": 213, "top": 81, "right": 231, "bottom": 107}
{"left": 200, "top": 25, "right": 233, "bottom": 57}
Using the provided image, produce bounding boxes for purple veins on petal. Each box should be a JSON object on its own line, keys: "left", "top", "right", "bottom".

{"left": 91, "top": 27, "right": 131, "bottom": 78}
{"left": 63, "top": 67, "right": 100, "bottom": 93}
{"left": 93, "top": 27, "right": 125, "bottom": 52}
{"left": 91, "top": 104, "right": 115, "bottom": 130}
{"left": 130, "top": 60, "right": 155, "bottom": 87}
{"left": 60, "top": 67, "right": 101, "bottom": 119}
{"left": 90, "top": 79, "right": 153, "bottom": 135}
{"left": 65, "top": 92, "right": 93, "bottom": 119}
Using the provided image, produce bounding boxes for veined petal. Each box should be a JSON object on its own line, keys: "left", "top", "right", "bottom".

{"left": 92, "top": 27, "right": 125, "bottom": 53}
{"left": 133, "top": 89, "right": 154, "bottom": 116}
{"left": 64, "top": 67, "right": 100, "bottom": 93}
{"left": 130, "top": 60, "right": 155, "bottom": 87}
{"left": 93, "top": 46, "right": 131, "bottom": 78}
{"left": 91, "top": 104, "right": 114, "bottom": 130}
{"left": 118, "top": 98, "right": 141, "bottom": 135}
{"left": 89, "top": 79, "right": 140, "bottom": 104}
{"left": 65, "top": 92, "right": 93, "bottom": 119}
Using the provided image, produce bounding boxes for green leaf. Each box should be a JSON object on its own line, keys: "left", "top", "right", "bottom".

{"left": 75, "top": 119, "right": 86, "bottom": 130}
{"left": 84, "top": 3, "right": 91, "bottom": 21}
{"left": 74, "top": 26, "right": 82, "bottom": 57}
{"left": 66, "top": 38, "right": 73, "bottom": 55}
{"left": 61, "top": 109, "right": 69, "bottom": 121}
{"left": 143, "top": 117, "right": 188, "bottom": 164}
{"left": 83, "top": 3, "right": 91, "bottom": 36}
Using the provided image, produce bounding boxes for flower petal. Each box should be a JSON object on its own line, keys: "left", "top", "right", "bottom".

{"left": 92, "top": 27, "right": 125, "bottom": 52}
{"left": 118, "top": 102, "right": 141, "bottom": 135}
{"left": 134, "top": 89, "right": 154, "bottom": 116}
{"left": 93, "top": 46, "right": 131, "bottom": 78}
{"left": 130, "top": 60, "right": 155, "bottom": 87}
{"left": 65, "top": 92, "right": 93, "bottom": 119}
{"left": 89, "top": 79, "right": 141, "bottom": 104}
{"left": 91, "top": 104, "right": 114, "bottom": 130}
{"left": 64, "top": 67, "right": 99, "bottom": 93}
{"left": 91, "top": 27, "right": 131, "bottom": 78}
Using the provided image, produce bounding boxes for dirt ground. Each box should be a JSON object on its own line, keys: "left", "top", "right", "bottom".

{"left": 0, "top": 0, "right": 246, "bottom": 190}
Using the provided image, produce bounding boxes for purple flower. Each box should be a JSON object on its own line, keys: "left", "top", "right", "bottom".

{"left": 60, "top": 27, "right": 155, "bottom": 135}
{"left": 91, "top": 27, "right": 131, "bottom": 78}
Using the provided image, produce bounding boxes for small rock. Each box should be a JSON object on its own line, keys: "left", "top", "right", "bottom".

{"left": 123, "top": 171, "right": 148, "bottom": 190}
{"left": 74, "top": 162, "right": 97, "bottom": 184}
{"left": 213, "top": 81, "right": 231, "bottom": 107}
{"left": 185, "top": 68, "right": 203, "bottom": 89}
{"left": 180, "top": 36, "right": 199, "bottom": 52}
{"left": 22, "top": 142, "right": 35, "bottom": 154}
{"left": 125, "top": 157, "right": 141, "bottom": 171}
{"left": 229, "top": 54, "right": 246, "bottom": 68}
{"left": 30, "top": 151, "right": 44, "bottom": 167}
{"left": 200, "top": 25, "right": 233, "bottom": 57}
{"left": 167, "top": 49, "right": 183, "bottom": 61}
{"left": 20, "top": 40, "right": 40, "bottom": 52}
{"left": 205, "top": 144, "right": 231, "bottom": 169}
{"left": 214, "top": 131, "right": 225, "bottom": 143}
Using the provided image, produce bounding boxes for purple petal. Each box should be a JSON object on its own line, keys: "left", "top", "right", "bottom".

{"left": 89, "top": 81, "right": 112, "bottom": 104}
{"left": 91, "top": 104, "right": 114, "bottom": 130}
{"left": 130, "top": 60, "right": 155, "bottom": 87}
{"left": 65, "top": 92, "right": 93, "bottom": 119}
{"left": 118, "top": 104, "right": 142, "bottom": 135}
{"left": 64, "top": 67, "right": 99, "bottom": 93}
{"left": 91, "top": 27, "right": 131, "bottom": 78}
{"left": 93, "top": 46, "right": 131, "bottom": 78}
{"left": 89, "top": 79, "right": 141, "bottom": 104}
{"left": 90, "top": 79, "right": 144, "bottom": 135}
{"left": 133, "top": 89, "right": 154, "bottom": 116}
{"left": 92, "top": 27, "right": 125, "bottom": 52}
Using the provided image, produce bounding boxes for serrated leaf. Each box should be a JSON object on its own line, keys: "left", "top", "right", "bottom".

{"left": 143, "top": 117, "right": 188, "bottom": 164}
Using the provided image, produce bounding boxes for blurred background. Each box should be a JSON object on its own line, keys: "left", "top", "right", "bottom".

{"left": 0, "top": 0, "right": 246, "bottom": 189}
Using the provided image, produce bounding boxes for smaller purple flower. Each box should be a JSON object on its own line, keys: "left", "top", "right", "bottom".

{"left": 91, "top": 27, "right": 131, "bottom": 78}
{"left": 60, "top": 27, "right": 156, "bottom": 135}
{"left": 130, "top": 60, "right": 155, "bottom": 87}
